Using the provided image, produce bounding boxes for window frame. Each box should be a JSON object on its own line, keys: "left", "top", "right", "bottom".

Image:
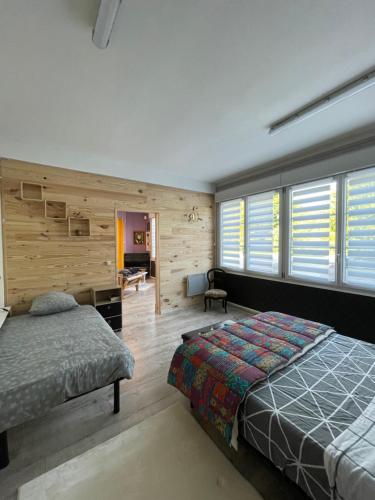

{"left": 150, "top": 216, "right": 156, "bottom": 261}
{"left": 217, "top": 165, "right": 375, "bottom": 298}
{"left": 245, "top": 190, "right": 282, "bottom": 278}
{"left": 218, "top": 198, "right": 245, "bottom": 272}
{"left": 285, "top": 177, "right": 338, "bottom": 286}
{"left": 340, "top": 168, "right": 375, "bottom": 292}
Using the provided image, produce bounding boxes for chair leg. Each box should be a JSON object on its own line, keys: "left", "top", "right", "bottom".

{"left": 0, "top": 431, "right": 9, "bottom": 469}
{"left": 204, "top": 297, "right": 207, "bottom": 312}
{"left": 209, "top": 298, "right": 211, "bottom": 310}
{"left": 225, "top": 299, "right": 228, "bottom": 313}
{"left": 113, "top": 380, "right": 120, "bottom": 414}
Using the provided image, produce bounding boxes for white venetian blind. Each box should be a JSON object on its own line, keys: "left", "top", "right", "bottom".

{"left": 289, "top": 178, "right": 337, "bottom": 282}
{"left": 247, "top": 190, "right": 280, "bottom": 275}
{"left": 220, "top": 198, "right": 244, "bottom": 270}
{"left": 343, "top": 166, "right": 375, "bottom": 290}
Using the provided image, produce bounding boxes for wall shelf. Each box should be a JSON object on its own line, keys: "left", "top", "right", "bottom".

{"left": 21, "top": 182, "right": 43, "bottom": 201}
{"left": 45, "top": 200, "right": 67, "bottom": 220}
{"left": 68, "top": 217, "right": 91, "bottom": 237}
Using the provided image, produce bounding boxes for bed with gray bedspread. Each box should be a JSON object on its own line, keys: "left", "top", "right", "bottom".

{"left": 0, "top": 305, "right": 134, "bottom": 434}
{"left": 239, "top": 332, "right": 375, "bottom": 500}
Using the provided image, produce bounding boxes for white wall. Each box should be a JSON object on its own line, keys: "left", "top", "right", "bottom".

{"left": 216, "top": 142, "right": 375, "bottom": 202}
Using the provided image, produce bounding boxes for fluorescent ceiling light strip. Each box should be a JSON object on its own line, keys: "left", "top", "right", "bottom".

{"left": 93, "top": 0, "right": 122, "bottom": 49}
{"left": 269, "top": 68, "right": 375, "bottom": 136}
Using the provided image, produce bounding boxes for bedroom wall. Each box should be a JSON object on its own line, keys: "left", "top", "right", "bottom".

{"left": 0, "top": 158, "right": 214, "bottom": 314}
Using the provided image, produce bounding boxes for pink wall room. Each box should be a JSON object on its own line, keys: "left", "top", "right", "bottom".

{"left": 118, "top": 211, "right": 149, "bottom": 253}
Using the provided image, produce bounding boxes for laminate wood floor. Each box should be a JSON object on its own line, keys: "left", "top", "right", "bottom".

{"left": 0, "top": 284, "right": 246, "bottom": 499}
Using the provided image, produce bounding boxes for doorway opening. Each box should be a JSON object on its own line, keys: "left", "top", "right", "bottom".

{"left": 116, "top": 210, "right": 160, "bottom": 315}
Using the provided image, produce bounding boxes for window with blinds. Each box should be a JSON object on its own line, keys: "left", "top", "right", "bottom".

{"left": 343, "top": 167, "right": 375, "bottom": 290}
{"left": 220, "top": 198, "right": 244, "bottom": 270}
{"left": 246, "top": 190, "right": 280, "bottom": 274}
{"left": 289, "top": 178, "right": 337, "bottom": 283}
{"left": 218, "top": 166, "right": 375, "bottom": 293}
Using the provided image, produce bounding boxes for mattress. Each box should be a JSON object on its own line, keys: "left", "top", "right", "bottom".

{"left": 239, "top": 333, "right": 375, "bottom": 500}
{"left": 0, "top": 305, "right": 134, "bottom": 433}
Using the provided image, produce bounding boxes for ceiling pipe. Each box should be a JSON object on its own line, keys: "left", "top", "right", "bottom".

{"left": 92, "top": 0, "right": 122, "bottom": 49}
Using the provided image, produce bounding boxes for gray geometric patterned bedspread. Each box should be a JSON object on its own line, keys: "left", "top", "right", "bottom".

{"left": 0, "top": 305, "right": 134, "bottom": 433}
{"left": 239, "top": 333, "right": 375, "bottom": 500}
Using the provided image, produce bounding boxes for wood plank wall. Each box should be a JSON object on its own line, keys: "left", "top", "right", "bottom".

{"left": 0, "top": 158, "right": 214, "bottom": 314}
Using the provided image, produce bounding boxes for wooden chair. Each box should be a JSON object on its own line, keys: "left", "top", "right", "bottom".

{"left": 204, "top": 268, "right": 228, "bottom": 313}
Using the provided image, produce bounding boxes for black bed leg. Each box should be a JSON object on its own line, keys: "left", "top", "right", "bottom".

{"left": 0, "top": 431, "right": 9, "bottom": 469}
{"left": 113, "top": 380, "right": 120, "bottom": 414}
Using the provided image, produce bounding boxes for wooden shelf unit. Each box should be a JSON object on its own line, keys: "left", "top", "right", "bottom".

{"left": 45, "top": 200, "right": 67, "bottom": 220}
{"left": 68, "top": 217, "right": 91, "bottom": 237}
{"left": 21, "top": 182, "right": 43, "bottom": 201}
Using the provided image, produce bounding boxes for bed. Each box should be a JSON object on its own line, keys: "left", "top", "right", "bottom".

{"left": 240, "top": 332, "right": 375, "bottom": 500}
{"left": 0, "top": 305, "right": 134, "bottom": 468}
{"left": 170, "top": 313, "right": 375, "bottom": 500}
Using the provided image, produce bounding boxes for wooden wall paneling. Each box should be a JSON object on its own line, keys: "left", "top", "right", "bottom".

{"left": 0, "top": 158, "right": 214, "bottom": 314}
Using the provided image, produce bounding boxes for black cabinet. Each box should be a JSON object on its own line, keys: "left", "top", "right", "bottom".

{"left": 104, "top": 315, "right": 122, "bottom": 331}
{"left": 91, "top": 286, "right": 122, "bottom": 332}
{"left": 96, "top": 301, "right": 122, "bottom": 318}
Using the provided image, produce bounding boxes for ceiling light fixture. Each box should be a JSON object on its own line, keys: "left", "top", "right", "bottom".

{"left": 92, "top": 0, "right": 122, "bottom": 49}
{"left": 268, "top": 68, "right": 375, "bottom": 136}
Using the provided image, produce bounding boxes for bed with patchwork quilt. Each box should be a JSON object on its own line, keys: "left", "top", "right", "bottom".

{"left": 168, "top": 311, "right": 375, "bottom": 500}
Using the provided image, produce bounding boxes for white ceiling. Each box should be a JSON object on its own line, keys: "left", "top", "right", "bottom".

{"left": 1, "top": 0, "right": 375, "bottom": 193}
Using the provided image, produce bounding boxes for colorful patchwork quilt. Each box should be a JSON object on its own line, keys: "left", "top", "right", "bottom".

{"left": 168, "top": 311, "right": 334, "bottom": 445}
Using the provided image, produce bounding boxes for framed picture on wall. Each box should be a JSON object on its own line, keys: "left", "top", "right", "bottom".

{"left": 133, "top": 231, "right": 145, "bottom": 245}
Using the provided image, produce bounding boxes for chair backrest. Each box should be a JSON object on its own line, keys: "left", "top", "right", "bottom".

{"left": 207, "top": 268, "right": 226, "bottom": 290}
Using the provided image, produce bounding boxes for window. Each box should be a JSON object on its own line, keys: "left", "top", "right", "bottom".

{"left": 343, "top": 167, "right": 375, "bottom": 290}
{"left": 218, "top": 165, "right": 375, "bottom": 294}
{"left": 150, "top": 217, "right": 156, "bottom": 260}
{"left": 220, "top": 198, "right": 244, "bottom": 270}
{"left": 288, "top": 178, "right": 337, "bottom": 283}
{"left": 247, "top": 190, "right": 280, "bottom": 275}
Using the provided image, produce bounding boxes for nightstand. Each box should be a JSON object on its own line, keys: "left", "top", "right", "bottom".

{"left": 91, "top": 286, "right": 122, "bottom": 332}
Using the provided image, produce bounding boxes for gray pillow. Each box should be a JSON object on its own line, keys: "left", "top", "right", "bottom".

{"left": 29, "top": 292, "right": 79, "bottom": 316}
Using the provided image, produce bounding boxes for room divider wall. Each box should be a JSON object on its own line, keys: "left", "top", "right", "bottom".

{"left": 0, "top": 158, "right": 215, "bottom": 314}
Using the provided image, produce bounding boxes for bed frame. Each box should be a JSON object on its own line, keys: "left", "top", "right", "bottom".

{"left": 190, "top": 405, "right": 308, "bottom": 500}
{"left": 181, "top": 328, "right": 308, "bottom": 500}
{"left": 0, "top": 379, "right": 122, "bottom": 469}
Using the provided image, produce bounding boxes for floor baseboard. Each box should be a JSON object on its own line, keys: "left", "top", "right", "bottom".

{"left": 227, "top": 301, "right": 259, "bottom": 315}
